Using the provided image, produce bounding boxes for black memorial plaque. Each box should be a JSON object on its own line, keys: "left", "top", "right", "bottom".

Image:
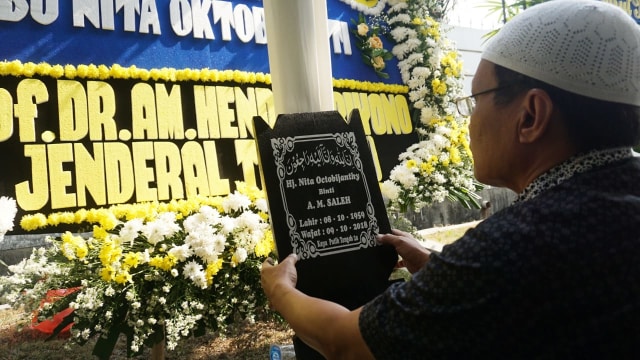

{"left": 254, "top": 110, "right": 397, "bottom": 310}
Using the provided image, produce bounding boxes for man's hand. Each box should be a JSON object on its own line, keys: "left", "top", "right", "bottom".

{"left": 261, "top": 253, "right": 298, "bottom": 312}
{"left": 376, "top": 229, "right": 430, "bottom": 273}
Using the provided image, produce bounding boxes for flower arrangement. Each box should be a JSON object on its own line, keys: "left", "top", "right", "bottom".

{"left": 346, "top": 0, "right": 482, "bottom": 212}
{"left": 351, "top": 13, "right": 394, "bottom": 78}
{"left": 0, "top": 183, "right": 276, "bottom": 359}
{"left": 383, "top": 0, "right": 482, "bottom": 212}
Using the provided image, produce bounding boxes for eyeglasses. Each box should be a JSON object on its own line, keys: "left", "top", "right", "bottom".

{"left": 455, "top": 85, "right": 511, "bottom": 117}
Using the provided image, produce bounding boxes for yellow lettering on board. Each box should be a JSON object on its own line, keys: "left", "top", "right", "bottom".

{"left": 216, "top": 86, "right": 239, "bottom": 138}
{"left": 132, "top": 141, "right": 157, "bottom": 202}
{"left": 104, "top": 142, "right": 135, "bottom": 204}
{"left": 0, "top": 88, "right": 13, "bottom": 141}
{"left": 74, "top": 142, "right": 107, "bottom": 207}
{"left": 255, "top": 87, "right": 276, "bottom": 126}
{"left": 181, "top": 141, "right": 211, "bottom": 198}
{"left": 235, "top": 87, "right": 257, "bottom": 138}
{"left": 335, "top": 92, "right": 371, "bottom": 135}
{"left": 154, "top": 142, "right": 184, "bottom": 201}
{"left": 395, "top": 95, "right": 412, "bottom": 134}
{"left": 366, "top": 135, "right": 383, "bottom": 181}
{"left": 15, "top": 144, "right": 49, "bottom": 211}
{"left": 368, "top": 93, "right": 387, "bottom": 135}
{"left": 380, "top": 93, "right": 401, "bottom": 135}
{"left": 58, "top": 80, "right": 88, "bottom": 141}
{"left": 357, "top": 93, "right": 372, "bottom": 135}
{"left": 194, "top": 85, "right": 221, "bottom": 139}
{"left": 87, "top": 81, "right": 118, "bottom": 141}
{"left": 235, "top": 139, "right": 258, "bottom": 187}
{"left": 203, "top": 141, "right": 230, "bottom": 195}
{"left": 333, "top": 91, "right": 346, "bottom": 116}
{"left": 15, "top": 79, "right": 48, "bottom": 143}
{"left": 335, "top": 91, "right": 412, "bottom": 136}
{"left": 131, "top": 83, "right": 158, "bottom": 140}
{"left": 156, "top": 84, "right": 184, "bottom": 140}
{"left": 48, "top": 143, "right": 76, "bottom": 209}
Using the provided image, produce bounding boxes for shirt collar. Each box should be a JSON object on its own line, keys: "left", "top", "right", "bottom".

{"left": 515, "top": 147, "right": 635, "bottom": 203}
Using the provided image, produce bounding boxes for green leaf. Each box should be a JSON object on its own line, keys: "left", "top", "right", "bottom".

{"left": 376, "top": 71, "right": 390, "bottom": 79}
{"left": 92, "top": 306, "right": 129, "bottom": 360}
{"left": 93, "top": 324, "right": 126, "bottom": 360}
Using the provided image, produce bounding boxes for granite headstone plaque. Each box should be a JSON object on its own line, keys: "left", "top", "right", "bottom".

{"left": 253, "top": 110, "right": 398, "bottom": 311}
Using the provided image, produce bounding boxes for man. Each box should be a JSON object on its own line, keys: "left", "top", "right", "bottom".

{"left": 261, "top": 1, "right": 640, "bottom": 358}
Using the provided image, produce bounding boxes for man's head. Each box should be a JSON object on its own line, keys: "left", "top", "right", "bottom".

{"left": 469, "top": 0, "right": 640, "bottom": 191}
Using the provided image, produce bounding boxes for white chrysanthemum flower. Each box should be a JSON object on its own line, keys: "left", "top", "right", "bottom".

{"left": 218, "top": 215, "right": 236, "bottom": 235}
{"left": 232, "top": 247, "right": 248, "bottom": 265}
{"left": 142, "top": 212, "right": 180, "bottom": 245}
{"left": 236, "top": 211, "right": 262, "bottom": 231}
{"left": 254, "top": 198, "right": 269, "bottom": 213}
{"left": 142, "top": 224, "right": 165, "bottom": 246}
{"left": 119, "top": 218, "right": 143, "bottom": 245}
{"left": 192, "top": 272, "right": 208, "bottom": 289}
{"left": 391, "top": 42, "right": 412, "bottom": 60}
{"left": 390, "top": 166, "right": 418, "bottom": 188}
{"left": 380, "top": 180, "right": 401, "bottom": 202}
{"left": 168, "top": 244, "right": 193, "bottom": 262}
{"left": 0, "top": 196, "right": 17, "bottom": 241}
{"left": 212, "top": 234, "right": 227, "bottom": 253}
{"left": 222, "top": 192, "right": 251, "bottom": 212}
{"left": 183, "top": 260, "right": 204, "bottom": 281}
{"left": 433, "top": 173, "right": 447, "bottom": 184}
{"left": 199, "top": 204, "right": 219, "bottom": 219}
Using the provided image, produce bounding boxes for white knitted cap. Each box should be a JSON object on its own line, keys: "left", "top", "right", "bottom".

{"left": 482, "top": 0, "right": 640, "bottom": 106}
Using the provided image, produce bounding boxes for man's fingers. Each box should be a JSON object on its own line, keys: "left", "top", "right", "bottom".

{"left": 284, "top": 252, "right": 298, "bottom": 264}
{"left": 391, "top": 228, "right": 413, "bottom": 237}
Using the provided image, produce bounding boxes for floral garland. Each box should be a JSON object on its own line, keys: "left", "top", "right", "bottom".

{"left": 0, "top": 60, "right": 408, "bottom": 95}
{"left": 349, "top": 0, "right": 482, "bottom": 212}
{"left": 0, "top": 183, "right": 277, "bottom": 357}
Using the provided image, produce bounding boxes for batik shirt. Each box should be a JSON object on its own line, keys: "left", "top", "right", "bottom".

{"left": 360, "top": 148, "right": 640, "bottom": 359}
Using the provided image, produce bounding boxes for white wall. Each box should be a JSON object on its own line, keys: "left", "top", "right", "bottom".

{"left": 448, "top": 26, "right": 491, "bottom": 93}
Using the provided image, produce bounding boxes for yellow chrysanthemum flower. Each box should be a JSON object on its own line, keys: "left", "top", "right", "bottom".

{"left": 205, "top": 259, "right": 224, "bottom": 285}
{"left": 20, "top": 213, "right": 48, "bottom": 231}
{"left": 114, "top": 271, "right": 132, "bottom": 284}
{"left": 100, "top": 266, "right": 116, "bottom": 282}
{"left": 123, "top": 252, "right": 142, "bottom": 270}
{"left": 420, "top": 162, "right": 434, "bottom": 175}
{"left": 61, "top": 231, "right": 89, "bottom": 260}
{"left": 99, "top": 239, "right": 123, "bottom": 266}
{"left": 254, "top": 230, "right": 275, "bottom": 258}
{"left": 149, "top": 254, "right": 178, "bottom": 272}
{"left": 93, "top": 225, "right": 109, "bottom": 240}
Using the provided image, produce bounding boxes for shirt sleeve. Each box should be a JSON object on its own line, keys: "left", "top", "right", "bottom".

{"left": 358, "top": 231, "right": 506, "bottom": 359}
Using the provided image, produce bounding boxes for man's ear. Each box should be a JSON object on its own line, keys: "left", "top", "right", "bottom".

{"left": 517, "top": 88, "right": 554, "bottom": 144}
